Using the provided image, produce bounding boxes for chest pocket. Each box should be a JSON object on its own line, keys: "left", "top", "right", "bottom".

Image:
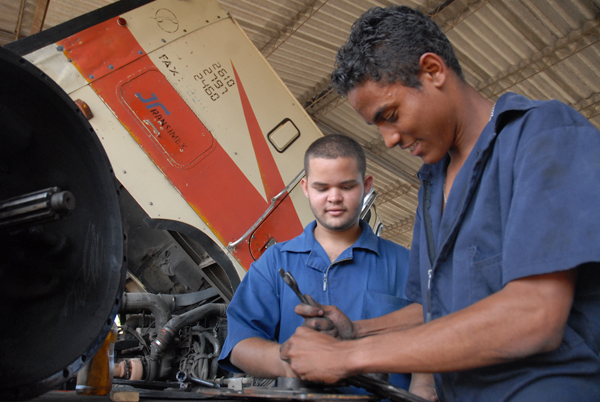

{"left": 363, "top": 290, "right": 412, "bottom": 320}
{"left": 468, "top": 246, "right": 503, "bottom": 304}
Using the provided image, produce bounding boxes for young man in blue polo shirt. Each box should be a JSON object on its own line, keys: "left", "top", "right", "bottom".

{"left": 218, "top": 134, "right": 435, "bottom": 397}
{"left": 281, "top": 5, "right": 600, "bottom": 402}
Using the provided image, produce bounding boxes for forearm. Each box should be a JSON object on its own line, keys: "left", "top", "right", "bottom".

{"left": 346, "top": 270, "right": 577, "bottom": 374}
{"left": 231, "top": 338, "right": 295, "bottom": 378}
{"left": 353, "top": 303, "right": 424, "bottom": 338}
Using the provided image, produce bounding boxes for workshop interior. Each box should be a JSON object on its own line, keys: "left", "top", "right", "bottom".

{"left": 1, "top": 0, "right": 599, "bottom": 401}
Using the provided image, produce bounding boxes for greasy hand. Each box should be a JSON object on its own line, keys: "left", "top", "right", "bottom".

{"left": 295, "top": 295, "right": 355, "bottom": 340}
{"left": 280, "top": 326, "right": 352, "bottom": 383}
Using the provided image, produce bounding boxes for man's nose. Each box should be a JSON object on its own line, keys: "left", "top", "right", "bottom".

{"left": 379, "top": 126, "right": 401, "bottom": 149}
{"left": 327, "top": 188, "right": 343, "bottom": 202}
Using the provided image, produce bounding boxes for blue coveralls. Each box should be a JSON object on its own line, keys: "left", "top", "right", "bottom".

{"left": 407, "top": 93, "right": 600, "bottom": 401}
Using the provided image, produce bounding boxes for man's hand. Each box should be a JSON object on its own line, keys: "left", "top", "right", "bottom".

{"left": 409, "top": 373, "right": 438, "bottom": 401}
{"left": 295, "top": 295, "right": 356, "bottom": 339}
{"left": 280, "top": 326, "right": 353, "bottom": 383}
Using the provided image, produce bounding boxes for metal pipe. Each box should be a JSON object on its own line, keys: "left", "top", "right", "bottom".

{"left": 123, "top": 314, "right": 154, "bottom": 329}
{"left": 203, "top": 331, "right": 220, "bottom": 379}
{"left": 146, "top": 303, "right": 226, "bottom": 382}
{"left": 227, "top": 171, "right": 304, "bottom": 250}
{"left": 162, "top": 303, "right": 226, "bottom": 334}
{"left": 360, "top": 190, "right": 378, "bottom": 219}
{"left": 120, "top": 293, "right": 172, "bottom": 330}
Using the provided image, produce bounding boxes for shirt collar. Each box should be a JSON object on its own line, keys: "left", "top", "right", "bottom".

{"left": 418, "top": 92, "right": 537, "bottom": 183}
{"left": 281, "top": 219, "right": 380, "bottom": 257}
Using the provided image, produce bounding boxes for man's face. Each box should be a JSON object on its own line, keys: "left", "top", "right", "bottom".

{"left": 347, "top": 78, "right": 453, "bottom": 165}
{"left": 301, "top": 156, "right": 373, "bottom": 233}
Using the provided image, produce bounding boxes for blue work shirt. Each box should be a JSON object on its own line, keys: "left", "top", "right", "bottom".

{"left": 407, "top": 92, "right": 600, "bottom": 401}
{"left": 219, "top": 219, "right": 412, "bottom": 389}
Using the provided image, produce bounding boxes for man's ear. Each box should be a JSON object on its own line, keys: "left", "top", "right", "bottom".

{"left": 419, "top": 52, "right": 446, "bottom": 88}
{"left": 301, "top": 177, "right": 309, "bottom": 198}
{"left": 364, "top": 174, "right": 374, "bottom": 194}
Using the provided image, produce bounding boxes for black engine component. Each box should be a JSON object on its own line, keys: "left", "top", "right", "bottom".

{"left": 0, "top": 46, "right": 127, "bottom": 400}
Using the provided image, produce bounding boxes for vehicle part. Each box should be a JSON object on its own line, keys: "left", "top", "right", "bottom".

{"left": 0, "top": 45, "right": 126, "bottom": 400}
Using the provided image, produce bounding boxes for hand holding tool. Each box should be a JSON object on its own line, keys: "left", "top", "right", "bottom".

{"left": 277, "top": 269, "right": 429, "bottom": 402}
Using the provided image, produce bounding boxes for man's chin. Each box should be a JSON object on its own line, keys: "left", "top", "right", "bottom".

{"left": 318, "top": 218, "right": 356, "bottom": 232}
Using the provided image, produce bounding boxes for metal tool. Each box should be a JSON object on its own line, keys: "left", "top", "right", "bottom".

{"left": 277, "top": 269, "right": 428, "bottom": 402}
{"left": 347, "top": 374, "right": 428, "bottom": 402}
{"left": 278, "top": 268, "right": 309, "bottom": 304}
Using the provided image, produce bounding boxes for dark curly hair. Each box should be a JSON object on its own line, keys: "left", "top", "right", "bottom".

{"left": 331, "top": 5, "right": 464, "bottom": 96}
{"left": 304, "top": 134, "right": 366, "bottom": 178}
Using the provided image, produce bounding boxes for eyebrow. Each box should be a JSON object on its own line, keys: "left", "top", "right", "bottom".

{"left": 311, "top": 179, "right": 359, "bottom": 187}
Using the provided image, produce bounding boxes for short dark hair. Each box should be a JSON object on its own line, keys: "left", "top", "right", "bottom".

{"left": 304, "top": 134, "right": 366, "bottom": 177}
{"left": 331, "top": 5, "right": 464, "bottom": 96}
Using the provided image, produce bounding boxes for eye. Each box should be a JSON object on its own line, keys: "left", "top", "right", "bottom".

{"left": 386, "top": 112, "right": 397, "bottom": 123}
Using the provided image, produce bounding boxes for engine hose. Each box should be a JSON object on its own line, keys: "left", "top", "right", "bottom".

{"left": 201, "top": 358, "right": 209, "bottom": 380}
{"left": 203, "top": 332, "right": 220, "bottom": 379}
{"left": 146, "top": 303, "right": 226, "bottom": 382}
{"left": 163, "top": 303, "right": 227, "bottom": 334}
{"left": 194, "top": 334, "right": 207, "bottom": 379}
{"left": 193, "top": 332, "right": 206, "bottom": 355}
{"left": 123, "top": 314, "right": 154, "bottom": 329}
{"left": 120, "top": 293, "right": 172, "bottom": 330}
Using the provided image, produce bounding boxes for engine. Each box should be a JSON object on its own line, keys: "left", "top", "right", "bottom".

{"left": 115, "top": 293, "right": 227, "bottom": 386}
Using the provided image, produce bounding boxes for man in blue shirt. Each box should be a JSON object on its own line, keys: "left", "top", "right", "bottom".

{"left": 280, "top": 5, "right": 600, "bottom": 402}
{"left": 218, "top": 134, "right": 434, "bottom": 395}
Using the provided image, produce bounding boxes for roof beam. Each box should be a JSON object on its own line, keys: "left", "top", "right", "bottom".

{"left": 576, "top": 93, "right": 600, "bottom": 121}
{"left": 422, "top": 0, "right": 456, "bottom": 17}
{"left": 477, "top": 20, "right": 600, "bottom": 100}
{"left": 380, "top": 216, "right": 415, "bottom": 239}
{"left": 431, "top": 0, "right": 490, "bottom": 32}
{"left": 375, "top": 181, "right": 413, "bottom": 206}
{"left": 30, "top": 0, "right": 50, "bottom": 35}
{"left": 260, "top": 0, "right": 328, "bottom": 58}
{"left": 301, "top": 78, "right": 332, "bottom": 108}
{"left": 305, "top": 87, "right": 346, "bottom": 120}
{"left": 15, "top": 0, "right": 27, "bottom": 40}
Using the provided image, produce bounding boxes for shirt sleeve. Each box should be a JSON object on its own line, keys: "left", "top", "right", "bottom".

{"left": 218, "top": 248, "right": 281, "bottom": 372}
{"left": 502, "top": 102, "right": 600, "bottom": 283}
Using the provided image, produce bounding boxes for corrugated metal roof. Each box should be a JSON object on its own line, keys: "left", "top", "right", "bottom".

{"left": 2, "top": 0, "right": 599, "bottom": 247}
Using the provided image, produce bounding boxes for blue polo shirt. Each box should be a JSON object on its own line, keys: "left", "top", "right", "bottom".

{"left": 407, "top": 92, "right": 600, "bottom": 401}
{"left": 219, "top": 219, "right": 412, "bottom": 389}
